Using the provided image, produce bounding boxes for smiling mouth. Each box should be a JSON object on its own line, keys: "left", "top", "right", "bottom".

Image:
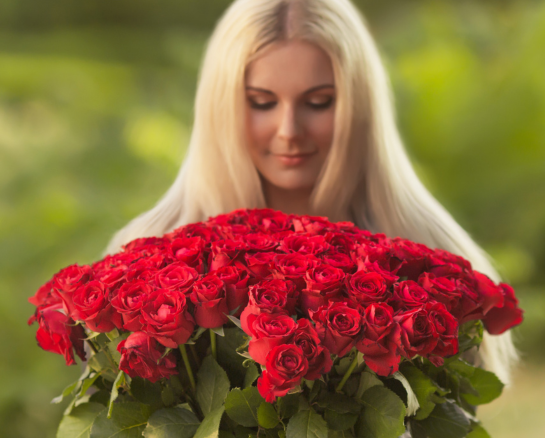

{"left": 274, "top": 152, "right": 316, "bottom": 166}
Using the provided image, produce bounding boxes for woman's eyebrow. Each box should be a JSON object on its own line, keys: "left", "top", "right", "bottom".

{"left": 245, "top": 84, "right": 335, "bottom": 95}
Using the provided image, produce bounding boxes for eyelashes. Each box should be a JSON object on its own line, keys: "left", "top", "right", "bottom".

{"left": 248, "top": 97, "right": 335, "bottom": 111}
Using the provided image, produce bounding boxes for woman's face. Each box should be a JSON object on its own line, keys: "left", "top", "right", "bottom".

{"left": 244, "top": 40, "right": 336, "bottom": 193}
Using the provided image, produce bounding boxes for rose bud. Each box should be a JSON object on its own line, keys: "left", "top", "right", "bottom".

{"left": 170, "top": 236, "right": 206, "bottom": 273}
{"left": 257, "top": 344, "right": 309, "bottom": 403}
{"left": 301, "top": 264, "right": 345, "bottom": 313}
{"left": 483, "top": 283, "right": 524, "bottom": 335}
{"left": 190, "top": 274, "right": 229, "bottom": 328}
{"left": 293, "top": 319, "right": 332, "bottom": 380}
{"left": 311, "top": 301, "right": 363, "bottom": 357}
{"left": 240, "top": 280, "right": 296, "bottom": 333}
{"left": 155, "top": 263, "right": 199, "bottom": 293}
{"left": 141, "top": 289, "right": 195, "bottom": 348}
{"left": 214, "top": 265, "right": 250, "bottom": 317}
{"left": 29, "top": 303, "right": 86, "bottom": 366}
{"left": 247, "top": 313, "right": 297, "bottom": 365}
{"left": 356, "top": 303, "right": 401, "bottom": 376}
{"left": 110, "top": 280, "right": 152, "bottom": 331}
{"left": 392, "top": 280, "right": 430, "bottom": 311}
{"left": 71, "top": 280, "right": 122, "bottom": 333}
{"left": 118, "top": 332, "right": 178, "bottom": 383}
{"left": 345, "top": 270, "right": 390, "bottom": 307}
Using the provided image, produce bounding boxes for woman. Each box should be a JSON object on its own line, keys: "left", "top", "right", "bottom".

{"left": 106, "top": 0, "right": 517, "bottom": 386}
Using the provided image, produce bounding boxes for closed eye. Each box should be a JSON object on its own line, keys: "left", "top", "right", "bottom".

{"left": 248, "top": 99, "right": 277, "bottom": 110}
{"left": 306, "top": 97, "right": 334, "bottom": 110}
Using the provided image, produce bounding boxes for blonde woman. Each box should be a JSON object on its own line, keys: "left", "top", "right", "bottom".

{"left": 106, "top": 0, "right": 517, "bottom": 393}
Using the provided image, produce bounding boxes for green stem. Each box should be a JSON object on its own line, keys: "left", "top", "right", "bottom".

{"left": 336, "top": 354, "right": 359, "bottom": 392}
{"left": 210, "top": 329, "right": 217, "bottom": 360}
{"left": 179, "top": 345, "right": 196, "bottom": 392}
{"left": 190, "top": 344, "right": 201, "bottom": 368}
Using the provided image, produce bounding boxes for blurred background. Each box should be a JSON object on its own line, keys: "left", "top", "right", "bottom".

{"left": 0, "top": 0, "right": 543, "bottom": 436}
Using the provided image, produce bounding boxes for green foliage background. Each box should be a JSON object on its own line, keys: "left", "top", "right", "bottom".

{"left": 0, "top": 0, "right": 543, "bottom": 437}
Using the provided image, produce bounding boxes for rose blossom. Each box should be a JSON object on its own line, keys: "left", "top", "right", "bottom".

{"left": 71, "top": 280, "right": 122, "bottom": 333}
{"left": 141, "top": 289, "right": 194, "bottom": 348}
{"left": 357, "top": 303, "right": 402, "bottom": 376}
{"left": 427, "top": 302, "right": 458, "bottom": 365}
{"left": 418, "top": 272, "right": 461, "bottom": 312}
{"left": 272, "top": 253, "right": 320, "bottom": 289}
{"left": 118, "top": 332, "right": 178, "bottom": 383}
{"left": 190, "top": 274, "right": 229, "bottom": 328}
{"left": 208, "top": 239, "right": 245, "bottom": 271}
{"left": 246, "top": 313, "right": 297, "bottom": 365}
{"left": 311, "top": 301, "right": 363, "bottom": 357}
{"left": 483, "top": 283, "right": 524, "bottom": 335}
{"left": 301, "top": 264, "right": 345, "bottom": 313}
{"left": 346, "top": 270, "right": 390, "bottom": 307}
{"left": 170, "top": 236, "right": 206, "bottom": 273}
{"left": 257, "top": 344, "right": 309, "bottom": 403}
{"left": 155, "top": 263, "right": 199, "bottom": 293}
{"left": 293, "top": 319, "right": 332, "bottom": 380}
{"left": 392, "top": 280, "right": 430, "bottom": 310}
{"left": 213, "top": 265, "right": 250, "bottom": 317}
{"left": 110, "top": 280, "right": 152, "bottom": 331}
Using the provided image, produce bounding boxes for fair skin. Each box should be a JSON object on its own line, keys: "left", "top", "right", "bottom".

{"left": 244, "top": 40, "right": 336, "bottom": 216}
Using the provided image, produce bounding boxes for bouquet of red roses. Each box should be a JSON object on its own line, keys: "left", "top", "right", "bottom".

{"left": 29, "top": 208, "right": 523, "bottom": 438}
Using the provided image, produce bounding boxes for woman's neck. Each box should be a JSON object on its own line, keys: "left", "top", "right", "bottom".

{"left": 263, "top": 182, "right": 314, "bottom": 216}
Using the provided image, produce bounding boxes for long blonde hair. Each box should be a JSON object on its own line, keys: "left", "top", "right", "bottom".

{"left": 106, "top": 0, "right": 517, "bottom": 384}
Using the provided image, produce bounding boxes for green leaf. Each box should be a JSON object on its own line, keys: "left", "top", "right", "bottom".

{"left": 316, "top": 392, "right": 361, "bottom": 414}
{"left": 52, "top": 380, "right": 81, "bottom": 404}
{"left": 467, "top": 421, "right": 491, "bottom": 438}
{"left": 356, "top": 386, "right": 406, "bottom": 438}
{"left": 194, "top": 406, "right": 225, "bottom": 438}
{"left": 197, "top": 356, "right": 231, "bottom": 416}
{"left": 418, "top": 401, "right": 471, "bottom": 438}
{"left": 130, "top": 377, "right": 163, "bottom": 410}
{"left": 225, "top": 387, "right": 264, "bottom": 427}
{"left": 329, "top": 430, "right": 354, "bottom": 438}
{"left": 286, "top": 408, "right": 328, "bottom": 438}
{"left": 324, "top": 410, "right": 358, "bottom": 431}
{"left": 211, "top": 326, "right": 225, "bottom": 336}
{"left": 88, "top": 351, "right": 118, "bottom": 382}
{"left": 56, "top": 402, "right": 105, "bottom": 438}
{"left": 277, "top": 393, "right": 300, "bottom": 419}
{"left": 243, "top": 363, "right": 260, "bottom": 388}
{"left": 461, "top": 368, "right": 504, "bottom": 405}
{"left": 217, "top": 328, "right": 248, "bottom": 387}
{"left": 356, "top": 371, "right": 383, "bottom": 400}
{"left": 90, "top": 402, "right": 152, "bottom": 438}
{"left": 258, "top": 402, "right": 279, "bottom": 429}
{"left": 161, "top": 385, "right": 176, "bottom": 407}
{"left": 399, "top": 363, "right": 438, "bottom": 420}
{"left": 79, "top": 373, "right": 102, "bottom": 399}
{"left": 107, "top": 370, "right": 126, "bottom": 418}
{"left": 143, "top": 406, "right": 200, "bottom": 438}
{"left": 226, "top": 315, "right": 242, "bottom": 329}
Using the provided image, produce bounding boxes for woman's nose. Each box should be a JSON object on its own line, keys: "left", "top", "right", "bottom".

{"left": 277, "top": 104, "right": 302, "bottom": 142}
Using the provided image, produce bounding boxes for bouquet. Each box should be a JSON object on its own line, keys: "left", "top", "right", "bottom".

{"left": 28, "top": 208, "right": 523, "bottom": 438}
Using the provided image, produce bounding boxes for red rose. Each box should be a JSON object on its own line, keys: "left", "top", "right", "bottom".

{"left": 30, "top": 303, "right": 86, "bottom": 366}
{"left": 322, "top": 252, "right": 356, "bottom": 274}
{"left": 245, "top": 233, "right": 279, "bottom": 252}
{"left": 390, "top": 238, "right": 433, "bottom": 280}
{"left": 249, "top": 209, "right": 293, "bottom": 233}
{"left": 110, "top": 280, "right": 152, "bottom": 331}
{"left": 292, "top": 215, "right": 333, "bottom": 235}
{"left": 483, "top": 283, "right": 524, "bottom": 335}
{"left": 28, "top": 280, "right": 59, "bottom": 307}
{"left": 53, "top": 264, "right": 92, "bottom": 315}
{"left": 395, "top": 307, "right": 438, "bottom": 359}
{"left": 214, "top": 265, "right": 250, "bottom": 316}
{"left": 118, "top": 332, "right": 178, "bottom": 383}
{"left": 208, "top": 239, "right": 245, "bottom": 271}
{"left": 243, "top": 252, "right": 276, "bottom": 278}
{"left": 392, "top": 280, "right": 430, "bottom": 310}
{"left": 418, "top": 273, "right": 461, "bottom": 312}
{"left": 122, "top": 236, "right": 166, "bottom": 254}
{"left": 190, "top": 274, "right": 229, "bottom": 328}
{"left": 124, "top": 254, "right": 165, "bottom": 283}
{"left": 473, "top": 271, "right": 504, "bottom": 315}
{"left": 301, "top": 264, "right": 345, "bottom": 313}
{"left": 141, "top": 289, "right": 195, "bottom": 348}
{"left": 427, "top": 302, "right": 458, "bottom": 364}
{"left": 323, "top": 232, "right": 358, "bottom": 253}
{"left": 355, "top": 260, "right": 399, "bottom": 287}
{"left": 346, "top": 270, "right": 390, "bottom": 307}
{"left": 170, "top": 237, "right": 206, "bottom": 273}
{"left": 272, "top": 253, "right": 320, "bottom": 289}
{"left": 311, "top": 301, "right": 363, "bottom": 357}
{"left": 257, "top": 344, "right": 309, "bottom": 403}
{"left": 356, "top": 303, "right": 401, "bottom": 376}
{"left": 155, "top": 263, "right": 199, "bottom": 293}
{"left": 279, "top": 234, "right": 331, "bottom": 255}
{"left": 71, "top": 280, "right": 122, "bottom": 333}
{"left": 247, "top": 313, "right": 297, "bottom": 365}
{"left": 293, "top": 319, "right": 332, "bottom": 380}
{"left": 240, "top": 279, "right": 296, "bottom": 333}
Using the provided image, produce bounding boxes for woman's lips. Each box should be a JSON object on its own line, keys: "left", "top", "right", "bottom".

{"left": 274, "top": 152, "right": 316, "bottom": 167}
